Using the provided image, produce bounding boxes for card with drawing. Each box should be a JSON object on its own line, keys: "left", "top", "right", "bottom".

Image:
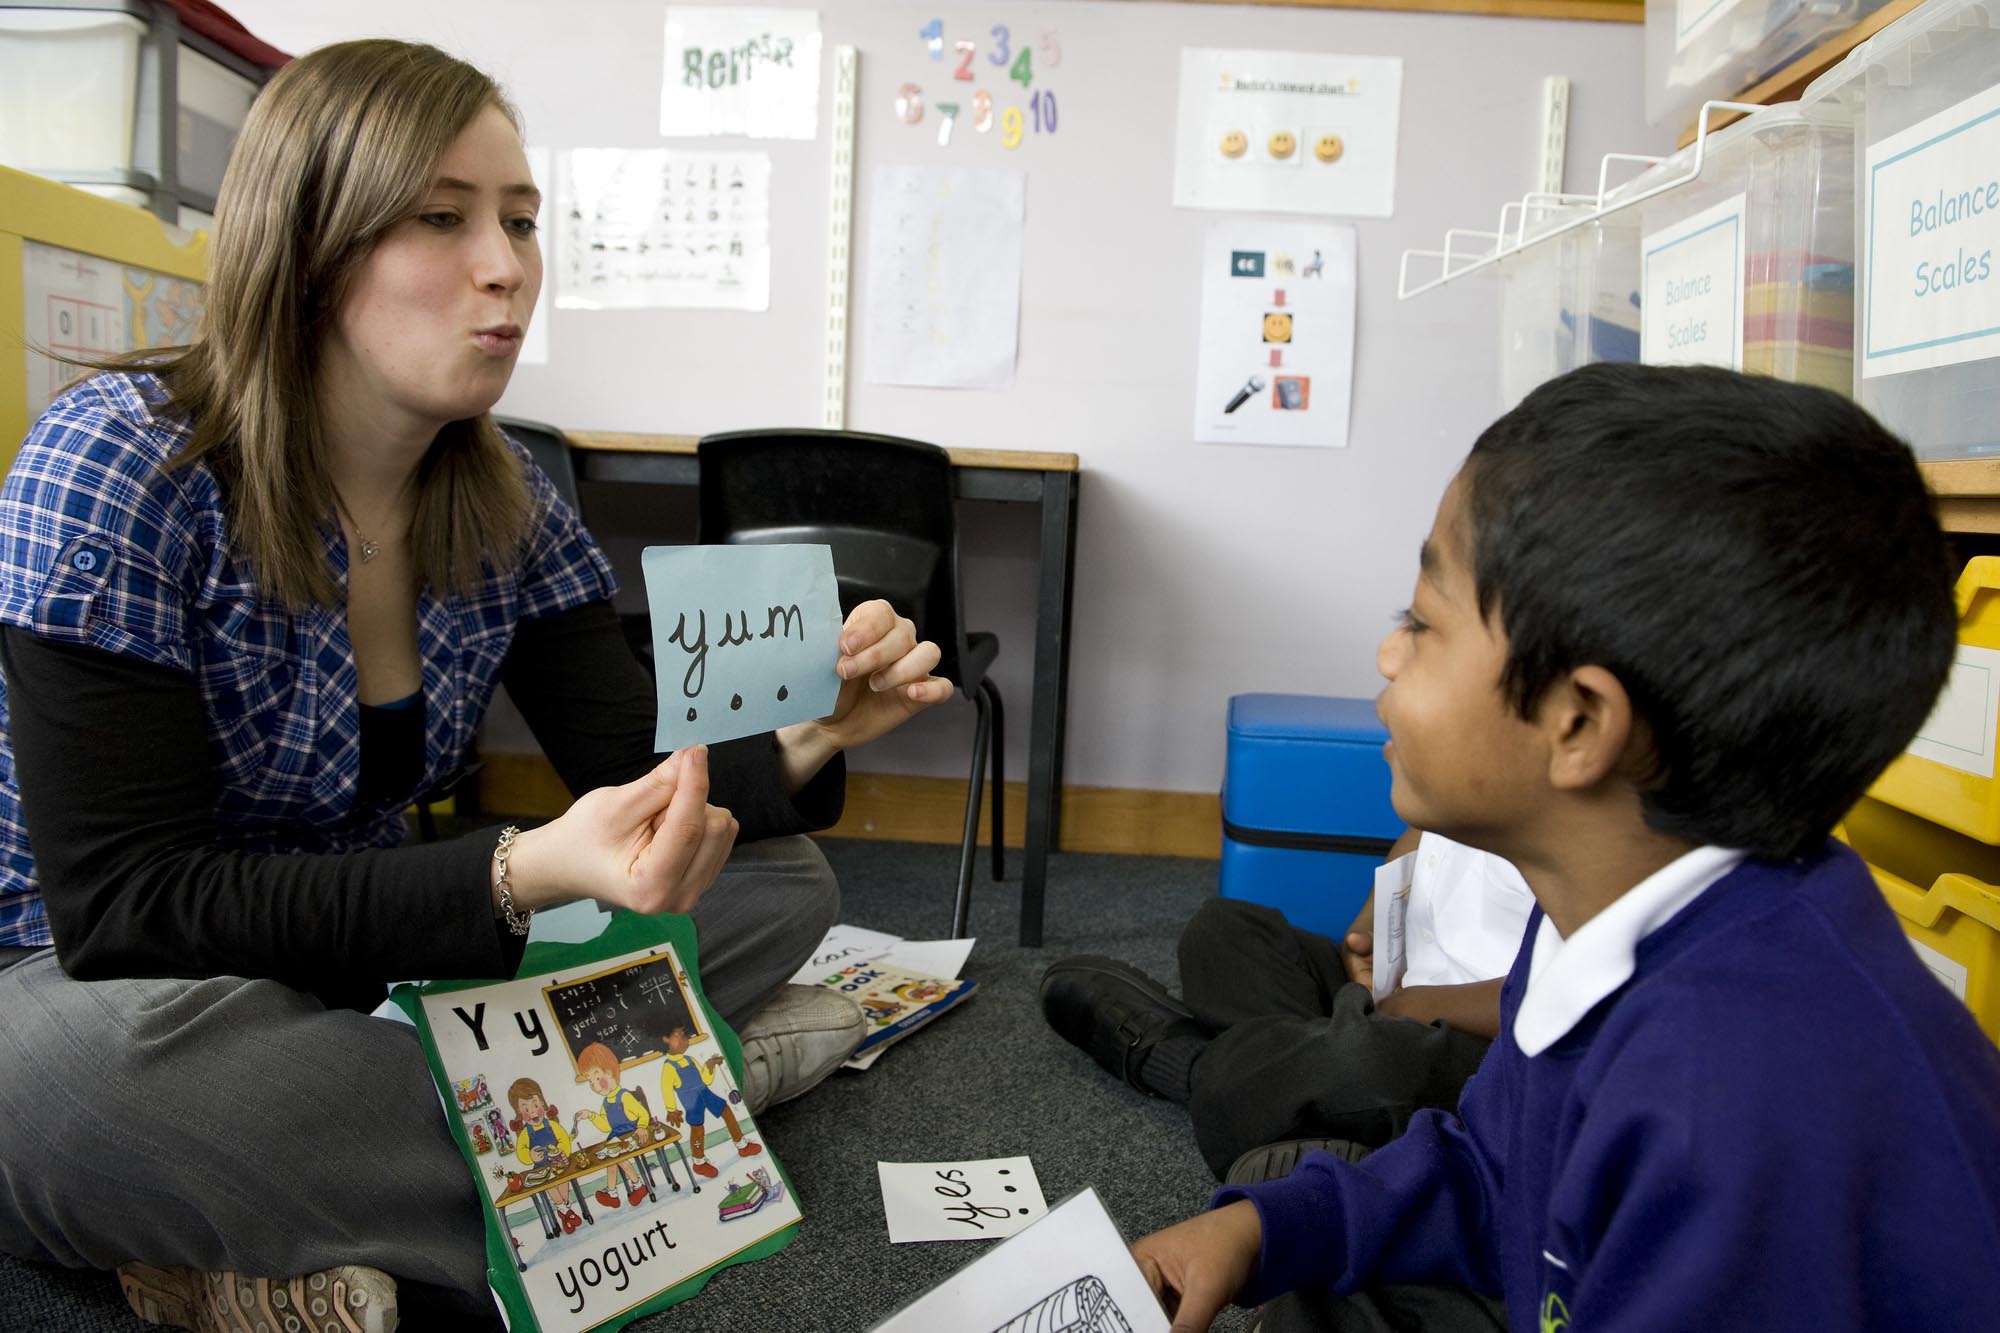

{"left": 877, "top": 1157, "right": 1049, "bottom": 1243}
{"left": 391, "top": 912, "right": 802, "bottom": 1333}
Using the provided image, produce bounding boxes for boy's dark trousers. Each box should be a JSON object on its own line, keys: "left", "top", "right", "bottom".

{"left": 1180, "top": 899, "right": 1495, "bottom": 1178}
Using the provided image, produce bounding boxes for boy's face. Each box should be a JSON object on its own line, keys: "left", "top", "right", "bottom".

{"left": 1375, "top": 473, "right": 1547, "bottom": 851}
{"left": 586, "top": 1066, "right": 615, "bottom": 1095}
{"left": 666, "top": 1028, "right": 688, "bottom": 1054}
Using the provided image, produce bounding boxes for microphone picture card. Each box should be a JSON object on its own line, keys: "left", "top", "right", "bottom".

{"left": 642, "top": 543, "right": 843, "bottom": 751}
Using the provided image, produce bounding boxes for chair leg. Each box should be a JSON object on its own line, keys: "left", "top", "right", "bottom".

{"left": 982, "top": 678, "right": 1006, "bottom": 882}
{"left": 953, "top": 686, "right": 993, "bottom": 940}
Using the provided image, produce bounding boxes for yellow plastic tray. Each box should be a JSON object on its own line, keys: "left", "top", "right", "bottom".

{"left": 1871, "top": 557, "right": 2000, "bottom": 843}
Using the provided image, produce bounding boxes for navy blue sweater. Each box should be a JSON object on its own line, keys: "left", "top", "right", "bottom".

{"left": 1219, "top": 843, "right": 2000, "bottom": 1330}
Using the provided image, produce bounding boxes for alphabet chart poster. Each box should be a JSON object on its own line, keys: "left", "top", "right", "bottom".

{"left": 641, "top": 542, "right": 843, "bottom": 751}
{"left": 399, "top": 917, "right": 802, "bottom": 1333}
{"left": 862, "top": 164, "right": 1025, "bottom": 389}
{"left": 555, "top": 149, "right": 772, "bottom": 311}
{"left": 660, "top": 7, "right": 822, "bottom": 140}
{"left": 1193, "top": 220, "right": 1356, "bottom": 448}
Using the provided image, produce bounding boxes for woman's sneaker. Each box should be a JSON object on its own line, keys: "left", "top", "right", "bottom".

{"left": 738, "top": 985, "right": 866, "bottom": 1113}
{"left": 118, "top": 1261, "right": 397, "bottom": 1333}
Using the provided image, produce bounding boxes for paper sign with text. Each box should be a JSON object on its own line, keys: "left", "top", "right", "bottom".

{"left": 642, "top": 544, "right": 842, "bottom": 751}
{"left": 879, "top": 1157, "right": 1047, "bottom": 1243}
{"left": 1862, "top": 81, "right": 2000, "bottom": 379}
{"left": 871, "top": 1187, "right": 1170, "bottom": 1332}
{"left": 661, "top": 7, "right": 821, "bottom": 140}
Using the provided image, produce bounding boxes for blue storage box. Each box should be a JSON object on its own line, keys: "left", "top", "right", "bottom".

{"left": 1219, "top": 693, "right": 1403, "bottom": 939}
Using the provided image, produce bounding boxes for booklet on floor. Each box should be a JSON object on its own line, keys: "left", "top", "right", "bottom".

{"left": 389, "top": 912, "right": 802, "bottom": 1333}
{"left": 807, "top": 959, "right": 978, "bottom": 1069}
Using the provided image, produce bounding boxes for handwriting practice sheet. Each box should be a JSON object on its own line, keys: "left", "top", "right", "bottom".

{"left": 878, "top": 1157, "right": 1047, "bottom": 1242}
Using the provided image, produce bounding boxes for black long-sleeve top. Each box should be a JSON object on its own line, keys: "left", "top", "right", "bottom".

{"left": 0, "top": 600, "right": 842, "bottom": 1009}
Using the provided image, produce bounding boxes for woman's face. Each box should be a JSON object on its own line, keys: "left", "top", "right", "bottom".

{"left": 320, "top": 104, "right": 542, "bottom": 438}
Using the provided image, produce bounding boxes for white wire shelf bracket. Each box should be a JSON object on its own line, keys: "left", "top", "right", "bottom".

{"left": 1396, "top": 101, "right": 1765, "bottom": 301}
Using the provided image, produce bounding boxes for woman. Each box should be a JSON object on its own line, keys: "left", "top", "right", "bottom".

{"left": 0, "top": 39, "right": 950, "bottom": 1332}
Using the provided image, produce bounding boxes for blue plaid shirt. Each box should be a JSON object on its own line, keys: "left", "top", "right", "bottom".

{"left": 0, "top": 371, "right": 616, "bottom": 948}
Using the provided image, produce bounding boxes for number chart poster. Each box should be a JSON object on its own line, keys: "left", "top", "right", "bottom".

{"left": 555, "top": 149, "right": 772, "bottom": 311}
{"left": 1173, "top": 48, "right": 1403, "bottom": 219}
{"left": 21, "top": 240, "right": 204, "bottom": 421}
{"left": 863, "top": 164, "right": 1025, "bottom": 390}
{"left": 892, "top": 17, "right": 1065, "bottom": 151}
{"left": 660, "top": 7, "right": 822, "bottom": 140}
{"left": 410, "top": 935, "right": 802, "bottom": 1333}
{"left": 1193, "top": 221, "right": 1357, "bottom": 449}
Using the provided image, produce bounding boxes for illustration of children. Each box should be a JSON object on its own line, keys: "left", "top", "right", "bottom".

{"left": 508, "top": 1077, "right": 582, "bottom": 1235}
{"left": 660, "top": 1025, "right": 762, "bottom": 1180}
{"left": 570, "top": 1042, "right": 651, "bottom": 1209}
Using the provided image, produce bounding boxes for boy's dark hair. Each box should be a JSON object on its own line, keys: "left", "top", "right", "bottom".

{"left": 1463, "top": 363, "right": 1955, "bottom": 859}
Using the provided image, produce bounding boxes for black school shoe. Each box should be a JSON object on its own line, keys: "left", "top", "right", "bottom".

{"left": 1224, "top": 1138, "right": 1374, "bottom": 1186}
{"left": 1038, "top": 956, "right": 1207, "bottom": 1101}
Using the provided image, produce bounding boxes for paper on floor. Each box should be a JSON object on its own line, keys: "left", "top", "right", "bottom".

{"left": 870, "top": 1187, "right": 1170, "bottom": 1332}
{"left": 878, "top": 1156, "right": 1047, "bottom": 1244}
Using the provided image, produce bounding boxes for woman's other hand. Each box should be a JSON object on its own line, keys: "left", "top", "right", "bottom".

{"left": 820, "top": 599, "right": 953, "bottom": 748}
{"left": 773, "top": 599, "right": 953, "bottom": 792}
{"left": 505, "top": 747, "right": 738, "bottom": 917}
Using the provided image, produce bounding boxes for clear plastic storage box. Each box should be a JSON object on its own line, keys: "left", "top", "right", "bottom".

{"left": 1496, "top": 204, "right": 1642, "bottom": 408}
{"left": 0, "top": 3, "right": 259, "bottom": 204}
{"left": 1806, "top": 0, "right": 2000, "bottom": 459}
{"left": 0, "top": 6, "right": 145, "bottom": 173}
{"left": 1626, "top": 101, "right": 1857, "bottom": 390}
{"left": 1647, "top": 0, "right": 1886, "bottom": 130}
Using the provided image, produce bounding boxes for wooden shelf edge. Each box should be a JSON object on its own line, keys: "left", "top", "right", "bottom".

{"left": 1673, "top": 0, "right": 1928, "bottom": 147}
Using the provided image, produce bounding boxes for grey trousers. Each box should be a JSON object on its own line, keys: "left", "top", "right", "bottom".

{"left": 0, "top": 833, "right": 837, "bottom": 1312}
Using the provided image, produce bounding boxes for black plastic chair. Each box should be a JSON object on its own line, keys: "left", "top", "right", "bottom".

{"left": 697, "top": 428, "right": 1004, "bottom": 940}
{"left": 495, "top": 415, "right": 583, "bottom": 508}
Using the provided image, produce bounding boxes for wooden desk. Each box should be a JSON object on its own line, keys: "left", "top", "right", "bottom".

{"left": 564, "top": 432, "right": 1081, "bottom": 948}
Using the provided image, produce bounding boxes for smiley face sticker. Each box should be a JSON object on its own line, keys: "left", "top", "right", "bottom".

{"left": 1219, "top": 130, "right": 1248, "bottom": 159}
{"left": 1267, "top": 130, "right": 1296, "bottom": 161}
{"left": 1314, "top": 133, "right": 1345, "bottom": 164}
{"left": 1263, "top": 311, "right": 1294, "bottom": 344}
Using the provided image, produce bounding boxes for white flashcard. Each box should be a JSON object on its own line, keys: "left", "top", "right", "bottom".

{"left": 878, "top": 1157, "right": 1047, "bottom": 1243}
{"left": 880, "top": 937, "right": 976, "bottom": 979}
{"left": 871, "top": 1187, "right": 1171, "bottom": 1332}
{"left": 787, "top": 923, "right": 905, "bottom": 985}
{"left": 1371, "top": 851, "right": 1414, "bottom": 1001}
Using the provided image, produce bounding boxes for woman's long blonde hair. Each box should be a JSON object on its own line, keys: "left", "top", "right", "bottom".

{"left": 155, "top": 39, "right": 534, "bottom": 608}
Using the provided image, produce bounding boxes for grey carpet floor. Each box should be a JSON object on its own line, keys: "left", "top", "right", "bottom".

{"left": 0, "top": 839, "right": 1259, "bottom": 1332}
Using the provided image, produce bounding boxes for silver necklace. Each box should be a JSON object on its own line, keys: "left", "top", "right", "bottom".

{"left": 331, "top": 492, "right": 381, "bottom": 564}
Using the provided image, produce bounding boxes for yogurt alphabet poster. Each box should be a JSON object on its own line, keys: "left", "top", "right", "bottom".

{"left": 1193, "top": 221, "right": 1356, "bottom": 449}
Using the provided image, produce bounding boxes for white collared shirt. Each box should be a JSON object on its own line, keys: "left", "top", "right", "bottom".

{"left": 1512, "top": 844, "right": 1747, "bottom": 1057}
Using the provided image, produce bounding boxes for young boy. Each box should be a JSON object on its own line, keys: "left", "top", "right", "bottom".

{"left": 660, "top": 1024, "right": 763, "bottom": 1179}
{"left": 1040, "top": 829, "right": 1533, "bottom": 1180}
{"left": 1131, "top": 364, "right": 2000, "bottom": 1331}
{"left": 570, "top": 1042, "right": 650, "bottom": 1210}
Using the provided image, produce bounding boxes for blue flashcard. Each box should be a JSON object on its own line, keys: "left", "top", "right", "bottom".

{"left": 642, "top": 543, "right": 844, "bottom": 751}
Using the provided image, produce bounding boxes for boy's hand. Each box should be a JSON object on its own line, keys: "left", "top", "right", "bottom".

{"left": 1341, "top": 926, "right": 1374, "bottom": 989}
{"left": 705, "top": 1053, "right": 725, "bottom": 1072}
{"left": 1130, "top": 1201, "right": 1263, "bottom": 1333}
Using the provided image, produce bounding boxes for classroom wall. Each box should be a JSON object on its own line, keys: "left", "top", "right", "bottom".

{"left": 225, "top": 0, "right": 1664, "bottom": 795}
